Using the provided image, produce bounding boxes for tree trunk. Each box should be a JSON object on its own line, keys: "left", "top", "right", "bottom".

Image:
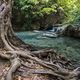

{"left": 0, "top": 0, "right": 34, "bottom": 51}
{"left": 0, "top": 0, "right": 19, "bottom": 50}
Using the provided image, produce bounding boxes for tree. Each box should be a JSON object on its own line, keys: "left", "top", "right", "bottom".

{"left": 12, "top": 0, "right": 62, "bottom": 30}
{"left": 0, "top": 0, "right": 80, "bottom": 80}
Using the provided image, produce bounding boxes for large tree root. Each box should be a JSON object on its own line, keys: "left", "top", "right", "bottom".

{"left": 0, "top": 49, "right": 80, "bottom": 80}
{"left": 5, "top": 58, "right": 21, "bottom": 80}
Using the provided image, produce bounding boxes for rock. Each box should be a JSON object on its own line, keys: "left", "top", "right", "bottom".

{"left": 42, "top": 32, "right": 58, "bottom": 38}
{"left": 63, "top": 25, "right": 80, "bottom": 38}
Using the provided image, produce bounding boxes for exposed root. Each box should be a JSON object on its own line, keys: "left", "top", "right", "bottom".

{"left": 0, "top": 52, "right": 10, "bottom": 59}
{"left": 5, "top": 58, "right": 21, "bottom": 80}
{"left": 30, "top": 69, "right": 65, "bottom": 79}
{"left": 0, "top": 50, "right": 79, "bottom": 80}
{"left": 31, "top": 49, "right": 56, "bottom": 57}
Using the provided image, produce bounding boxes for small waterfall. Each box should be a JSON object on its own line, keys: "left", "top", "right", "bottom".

{"left": 50, "top": 26, "right": 65, "bottom": 34}
{"left": 50, "top": 27, "right": 58, "bottom": 32}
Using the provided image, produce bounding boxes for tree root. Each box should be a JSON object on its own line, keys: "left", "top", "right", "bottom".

{"left": 5, "top": 58, "right": 21, "bottom": 80}
{"left": 0, "top": 49, "right": 80, "bottom": 80}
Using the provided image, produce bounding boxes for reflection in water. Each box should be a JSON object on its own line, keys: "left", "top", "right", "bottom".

{"left": 16, "top": 31, "right": 80, "bottom": 63}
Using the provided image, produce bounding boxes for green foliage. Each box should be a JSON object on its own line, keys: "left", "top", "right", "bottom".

{"left": 56, "top": 0, "right": 74, "bottom": 22}
{"left": 57, "top": 0, "right": 80, "bottom": 24}
{"left": 40, "top": 8, "right": 56, "bottom": 14}
{"left": 20, "top": 0, "right": 57, "bottom": 17}
{"left": 13, "top": 0, "right": 58, "bottom": 30}
{"left": 12, "top": 0, "right": 80, "bottom": 31}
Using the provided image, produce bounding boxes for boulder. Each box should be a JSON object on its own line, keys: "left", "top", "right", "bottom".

{"left": 63, "top": 25, "right": 80, "bottom": 38}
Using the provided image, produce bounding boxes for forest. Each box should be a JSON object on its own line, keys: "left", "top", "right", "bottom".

{"left": 0, "top": 0, "right": 80, "bottom": 80}
{"left": 12, "top": 0, "right": 80, "bottom": 31}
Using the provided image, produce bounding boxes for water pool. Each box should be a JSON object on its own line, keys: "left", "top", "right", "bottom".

{"left": 16, "top": 31, "right": 80, "bottom": 63}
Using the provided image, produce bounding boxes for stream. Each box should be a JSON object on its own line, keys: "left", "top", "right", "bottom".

{"left": 16, "top": 31, "right": 80, "bottom": 65}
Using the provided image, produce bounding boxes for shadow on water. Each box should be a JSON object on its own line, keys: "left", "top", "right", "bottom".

{"left": 16, "top": 31, "right": 80, "bottom": 64}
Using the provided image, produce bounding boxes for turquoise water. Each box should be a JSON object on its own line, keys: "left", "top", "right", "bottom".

{"left": 16, "top": 31, "right": 80, "bottom": 62}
